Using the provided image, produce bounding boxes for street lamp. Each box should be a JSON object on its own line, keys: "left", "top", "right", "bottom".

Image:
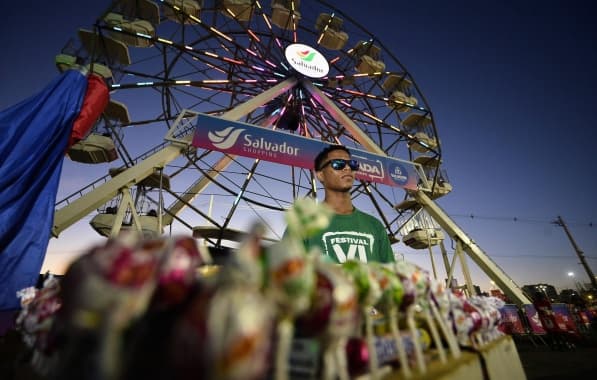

{"left": 567, "top": 272, "right": 575, "bottom": 290}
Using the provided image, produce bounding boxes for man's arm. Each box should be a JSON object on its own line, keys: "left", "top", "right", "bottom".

{"left": 378, "top": 230, "right": 396, "bottom": 263}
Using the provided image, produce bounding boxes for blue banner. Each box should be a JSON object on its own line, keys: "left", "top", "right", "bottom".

{"left": 192, "top": 113, "right": 419, "bottom": 190}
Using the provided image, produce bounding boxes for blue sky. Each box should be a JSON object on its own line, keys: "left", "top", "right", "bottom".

{"left": 1, "top": 0, "right": 596, "bottom": 292}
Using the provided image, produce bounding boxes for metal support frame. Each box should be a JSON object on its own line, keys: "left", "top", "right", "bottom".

{"left": 109, "top": 186, "right": 142, "bottom": 237}
{"left": 455, "top": 239, "right": 475, "bottom": 297}
{"left": 161, "top": 78, "right": 297, "bottom": 226}
{"left": 439, "top": 241, "right": 451, "bottom": 281}
{"left": 427, "top": 236, "right": 438, "bottom": 280}
{"left": 413, "top": 191, "right": 531, "bottom": 305}
{"left": 54, "top": 79, "right": 297, "bottom": 237}
{"left": 440, "top": 240, "right": 474, "bottom": 296}
{"left": 446, "top": 248, "right": 459, "bottom": 291}
{"left": 53, "top": 143, "right": 189, "bottom": 237}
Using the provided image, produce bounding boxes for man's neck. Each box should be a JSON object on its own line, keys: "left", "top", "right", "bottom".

{"left": 324, "top": 192, "right": 354, "bottom": 215}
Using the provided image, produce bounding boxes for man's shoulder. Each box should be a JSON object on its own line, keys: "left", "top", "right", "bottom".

{"left": 352, "top": 208, "right": 384, "bottom": 225}
{"left": 354, "top": 208, "right": 385, "bottom": 229}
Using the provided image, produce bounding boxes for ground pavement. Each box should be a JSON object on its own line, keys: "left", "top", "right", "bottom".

{"left": 516, "top": 339, "right": 597, "bottom": 380}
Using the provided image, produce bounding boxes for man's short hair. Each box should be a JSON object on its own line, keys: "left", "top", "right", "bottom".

{"left": 314, "top": 145, "right": 351, "bottom": 171}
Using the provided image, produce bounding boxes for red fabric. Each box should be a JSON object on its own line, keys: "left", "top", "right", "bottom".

{"left": 68, "top": 74, "right": 109, "bottom": 148}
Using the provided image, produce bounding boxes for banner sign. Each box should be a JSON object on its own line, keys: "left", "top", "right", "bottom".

{"left": 499, "top": 304, "right": 525, "bottom": 335}
{"left": 522, "top": 304, "right": 546, "bottom": 334}
{"left": 551, "top": 303, "right": 579, "bottom": 333}
{"left": 192, "top": 113, "right": 419, "bottom": 190}
{"left": 578, "top": 310, "right": 591, "bottom": 327}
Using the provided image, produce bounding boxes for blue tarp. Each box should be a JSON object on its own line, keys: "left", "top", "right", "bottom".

{"left": 0, "top": 70, "right": 87, "bottom": 310}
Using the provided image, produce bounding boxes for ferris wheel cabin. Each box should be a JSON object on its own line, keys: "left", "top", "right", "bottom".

{"left": 221, "top": 0, "right": 253, "bottom": 22}
{"left": 402, "top": 227, "right": 445, "bottom": 249}
{"left": 353, "top": 40, "right": 385, "bottom": 74}
{"left": 68, "top": 134, "right": 118, "bottom": 164}
{"left": 315, "top": 13, "right": 349, "bottom": 50}
{"left": 271, "top": 0, "right": 301, "bottom": 29}
{"left": 103, "top": 13, "right": 156, "bottom": 48}
{"left": 163, "top": 0, "right": 201, "bottom": 24}
{"left": 90, "top": 212, "right": 163, "bottom": 238}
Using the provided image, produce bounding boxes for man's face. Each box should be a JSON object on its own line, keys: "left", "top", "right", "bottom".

{"left": 317, "top": 149, "right": 355, "bottom": 192}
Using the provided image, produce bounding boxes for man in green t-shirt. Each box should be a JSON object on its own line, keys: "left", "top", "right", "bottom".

{"left": 304, "top": 145, "right": 395, "bottom": 263}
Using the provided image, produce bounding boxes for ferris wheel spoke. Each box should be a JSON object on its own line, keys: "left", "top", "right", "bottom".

{"left": 219, "top": 159, "right": 262, "bottom": 231}
{"left": 193, "top": 158, "right": 289, "bottom": 212}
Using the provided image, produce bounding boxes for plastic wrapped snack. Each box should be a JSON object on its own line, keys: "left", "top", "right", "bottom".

{"left": 284, "top": 197, "right": 334, "bottom": 239}
{"left": 295, "top": 260, "right": 358, "bottom": 380}
{"left": 151, "top": 236, "right": 209, "bottom": 310}
{"left": 168, "top": 285, "right": 274, "bottom": 380}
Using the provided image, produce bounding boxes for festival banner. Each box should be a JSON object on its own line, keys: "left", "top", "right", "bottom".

{"left": 522, "top": 304, "right": 546, "bottom": 334}
{"left": 551, "top": 303, "right": 579, "bottom": 333}
{"left": 192, "top": 113, "right": 419, "bottom": 190}
{"left": 578, "top": 310, "right": 591, "bottom": 327}
{"left": 499, "top": 304, "right": 525, "bottom": 334}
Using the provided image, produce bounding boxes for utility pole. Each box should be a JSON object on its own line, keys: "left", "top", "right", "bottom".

{"left": 555, "top": 216, "right": 597, "bottom": 290}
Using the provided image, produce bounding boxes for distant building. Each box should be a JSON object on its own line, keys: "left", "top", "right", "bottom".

{"left": 522, "top": 284, "right": 559, "bottom": 303}
{"left": 559, "top": 289, "right": 581, "bottom": 305}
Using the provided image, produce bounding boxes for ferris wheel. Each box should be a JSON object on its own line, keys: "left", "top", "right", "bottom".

{"left": 52, "top": 0, "right": 450, "bottom": 251}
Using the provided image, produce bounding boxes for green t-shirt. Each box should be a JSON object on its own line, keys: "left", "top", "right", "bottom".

{"left": 304, "top": 208, "right": 395, "bottom": 263}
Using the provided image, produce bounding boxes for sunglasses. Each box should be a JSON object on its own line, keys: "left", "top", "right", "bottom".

{"left": 319, "top": 158, "right": 359, "bottom": 171}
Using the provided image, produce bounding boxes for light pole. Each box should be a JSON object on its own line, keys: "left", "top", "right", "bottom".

{"left": 555, "top": 216, "right": 597, "bottom": 290}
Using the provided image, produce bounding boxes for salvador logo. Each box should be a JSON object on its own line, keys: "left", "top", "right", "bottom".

{"left": 285, "top": 43, "right": 329, "bottom": 78}
{"left": 207, "top": 127, "right": 245, "bottom": 150}
{"left": 296, "top": 50, "right": 316, "bottom": 62}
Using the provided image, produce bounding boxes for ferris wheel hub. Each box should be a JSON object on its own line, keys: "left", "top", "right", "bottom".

{"left": 285, "top": 43, "right": 330, "bottom": 78}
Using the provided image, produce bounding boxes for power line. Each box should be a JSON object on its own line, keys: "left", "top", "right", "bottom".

{"left": 405, "top": 251, "right": 597, "bottom": 260}
{"left": 450, "top": 213, "right": 594, "bottom": 227}
{"left": 489, "top": 255, "right": 597, "bottom": 260}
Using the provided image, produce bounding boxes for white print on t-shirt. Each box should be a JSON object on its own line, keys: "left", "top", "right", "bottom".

{"left": 322, "top": 231, "right": 375, "bottom": 263}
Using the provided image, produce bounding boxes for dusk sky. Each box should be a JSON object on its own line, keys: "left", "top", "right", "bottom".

{"left": 1, "top": 0, "right": 596, "bottom": 292}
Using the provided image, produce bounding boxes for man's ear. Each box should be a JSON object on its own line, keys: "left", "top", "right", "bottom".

{"left": 316, "top": 170, "right": 324, "bottom": 183}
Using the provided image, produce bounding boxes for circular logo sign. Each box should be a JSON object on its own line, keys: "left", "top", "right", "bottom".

{"left": 388, "top": 162, "right": 409, "bottom": 186}
{"left": 285, "top": 43, "right": 329, "bottom": 78}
